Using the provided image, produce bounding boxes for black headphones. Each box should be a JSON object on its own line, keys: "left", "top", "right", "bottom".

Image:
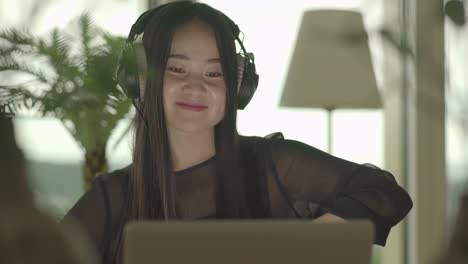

{"left": 115, "top": 2, "right": 259, "bottom": 110}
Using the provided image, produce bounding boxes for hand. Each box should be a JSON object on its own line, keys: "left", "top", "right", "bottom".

{"left": 312, "top": 212, "right": 345, "bottom": 223}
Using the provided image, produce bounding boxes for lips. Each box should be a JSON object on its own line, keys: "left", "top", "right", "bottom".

{"left": 176, "top": 102, "right": 208, "bottom": 112}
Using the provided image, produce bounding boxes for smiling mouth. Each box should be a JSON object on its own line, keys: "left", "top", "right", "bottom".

{"left": 176, "top": 102, "right": 208, "bottom": 112}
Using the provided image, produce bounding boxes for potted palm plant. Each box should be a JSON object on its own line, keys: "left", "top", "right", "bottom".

{"left": 0, "top": 13, "right": 132, "bottom": 190}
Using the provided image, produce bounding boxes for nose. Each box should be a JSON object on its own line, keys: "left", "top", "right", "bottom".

{"left": 183, "top": 73, "right": 206, "bottom": 97}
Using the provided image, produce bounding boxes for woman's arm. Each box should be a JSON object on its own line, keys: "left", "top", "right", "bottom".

{"left": 270, "top": 138, "right": 413, "bottom": 245}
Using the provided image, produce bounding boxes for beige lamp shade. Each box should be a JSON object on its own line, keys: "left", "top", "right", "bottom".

{"left": 280, "top": 9, "right": 381, "bottom": 109}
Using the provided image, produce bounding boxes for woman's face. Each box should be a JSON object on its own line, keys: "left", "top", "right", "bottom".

{"left": 163, "top": 19, "right": 226, "bottom": 134}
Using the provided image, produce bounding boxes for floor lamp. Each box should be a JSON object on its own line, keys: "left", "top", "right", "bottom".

{"left": 279, "top": 9, "right": 381, "bottom": 154}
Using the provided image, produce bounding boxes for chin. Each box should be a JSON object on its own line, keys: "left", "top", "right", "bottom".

{"left": 169, "top": 122, "right": 216, "bottom": 134}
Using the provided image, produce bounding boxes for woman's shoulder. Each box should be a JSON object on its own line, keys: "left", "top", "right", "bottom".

{"left": 238, "top": 134, "right": 270, "bottom": 156}
{"left": 93, "top": 165, "right": 131, "bottom": 202}
{"left": 97, "top": 165, "right": 130, "bottom": 184}
{"left": 239, "top": 133, "right": 289, "bottom": 148}
{"left": 239, "top": 133, "right": 324, "bottom": 157}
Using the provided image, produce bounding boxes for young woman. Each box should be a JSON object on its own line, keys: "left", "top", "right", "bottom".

{"left": 63, "top": 1, "right": 413, "bottom": 263}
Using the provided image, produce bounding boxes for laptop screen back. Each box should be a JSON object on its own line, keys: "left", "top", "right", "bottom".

{"left": 123, "top": 220, "right": 374, "bottom": 264}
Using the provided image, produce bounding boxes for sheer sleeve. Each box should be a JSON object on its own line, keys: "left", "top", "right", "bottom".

{"left": 270, "top": 137, "right": 413, "bottom": 246}
{"left": 61, "top": 176, "right": 110, "bottom": 256}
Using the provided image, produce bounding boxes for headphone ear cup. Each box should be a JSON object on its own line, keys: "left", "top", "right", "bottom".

{"left": 237, "top": 53, "right": 259, "bottom": 110}
{"left": 116, "top": 44, "right": 141, "bottom": 100}
{"left": 236, "top": 53, "right": 245, "bottom": 92}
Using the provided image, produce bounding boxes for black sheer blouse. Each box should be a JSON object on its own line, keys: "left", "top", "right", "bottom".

{"left": 62, "top": 134, "right": 413, "bottom": 263}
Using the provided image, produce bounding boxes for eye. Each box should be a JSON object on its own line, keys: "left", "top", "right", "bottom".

{"left": 206, "top": 72, "right": 223, "bottom": 78}
{"left": 167, "top": 66, "right": 185, "bottom": 74}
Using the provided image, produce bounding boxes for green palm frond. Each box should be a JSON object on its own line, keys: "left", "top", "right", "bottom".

{"left": 0, "top": 45, "right": 35, "bottom": 58}
{"left": 0, "top": 29, "right": 37, "bottom": 59}
{"left": 78, "top": 12, "right": 100, "bottom": 65}
{"left": 0, "top": 12, "right": 132, "bottom": 152}
{"left": 0, "top": 60, "right": 51, "bottom": 84}
{"left": 0, "top": 84, "right": 42, "bottom": 113}
{"left": 51, "top": 28, "right": 71, "bottom": 61}
{"left": 101, "top": 32, "right": 126, "bottom": 54}
{"left": 35, "top": 33, "right": 79, "bottom": 80}
{"left": 0, "top": 28, "right": 35, "bottom": 46}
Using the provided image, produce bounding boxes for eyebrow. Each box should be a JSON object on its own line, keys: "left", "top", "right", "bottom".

{"left": 168, "top": 54, "right": 221, "bottom": 63}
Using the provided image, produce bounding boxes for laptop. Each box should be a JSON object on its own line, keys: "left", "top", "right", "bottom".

{"left": 123, "top": 220, "right": 374, "bottom": 264}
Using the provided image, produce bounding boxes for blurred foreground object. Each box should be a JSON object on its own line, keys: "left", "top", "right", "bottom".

{"left": 0, "top": 13, "right": 132, "bottom": 190}
{"left": 437, "top": 192, "right": 468, "bottom": 263}
{"left": 280, "top": 9, "right": 381, "bottom": 153}
{"left": 0, "top": 115, "right": 98, "bottom": 264}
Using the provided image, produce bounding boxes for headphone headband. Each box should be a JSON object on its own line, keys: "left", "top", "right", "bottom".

{"left": 127, "top": 5, "right": 167, "bottom": 42}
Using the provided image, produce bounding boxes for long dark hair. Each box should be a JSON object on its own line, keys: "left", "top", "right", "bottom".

{"left": 109, "top": 1, "right": 251, "bottom": 262}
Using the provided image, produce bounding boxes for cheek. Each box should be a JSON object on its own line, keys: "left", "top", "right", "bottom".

{"left": 162, "top": 76, "right": 179, "bottom": 105}
{"left": 162, "top": 86, "right": 176, "bottom": 118}
{"left": 215, "top": 87, "right": 227, "bottom": 116}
